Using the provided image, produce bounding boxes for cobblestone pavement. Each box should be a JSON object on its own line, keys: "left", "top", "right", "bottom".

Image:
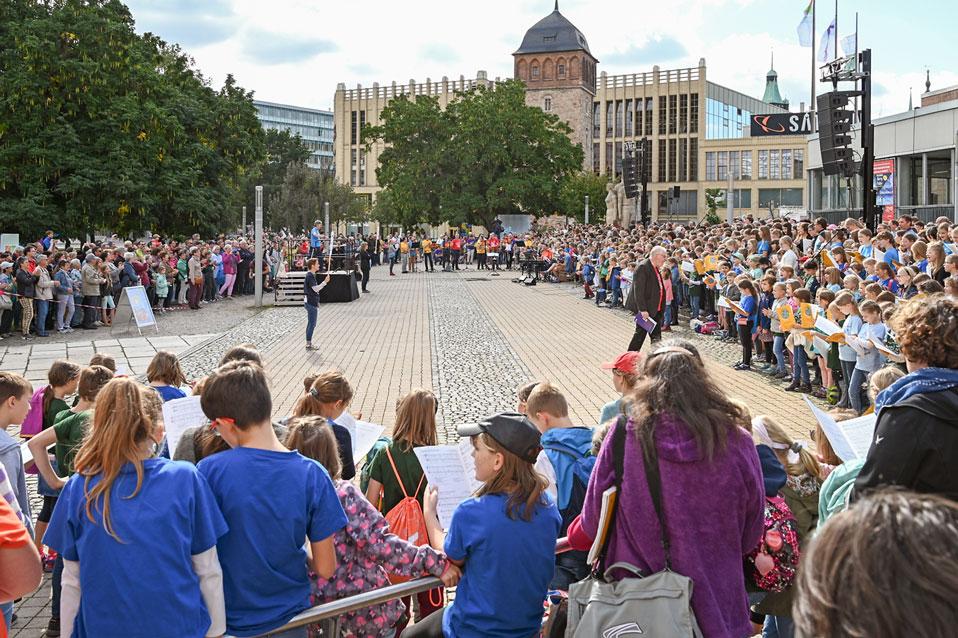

{"left": 11, "top": 265, "right": 821, "bottom": 636}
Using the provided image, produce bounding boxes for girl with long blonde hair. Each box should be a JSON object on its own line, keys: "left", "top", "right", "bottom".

{"left": 43, "top": 378, "right": 228, "bottom": 638}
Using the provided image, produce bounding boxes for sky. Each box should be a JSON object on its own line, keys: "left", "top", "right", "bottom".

{"left": 125, "top": 0, "right": 958, "bottom": 118}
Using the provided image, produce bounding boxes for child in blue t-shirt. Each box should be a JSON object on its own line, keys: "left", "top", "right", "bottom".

{"left": 847, "top": 300, "right": 887, "bottom": 415}
{"left": 410, "top": 412, "right": 562, "bottom": 638}
{"left": 43, "top": 378, "right": 228, "bottom": 638}
{"left": 734, "top": 280, "right": 759, "bottom": 370}
{"left": 147, "top": 350, "right": 189, "bottom": 402}
{"left": 197, "top": 361, "right": 347, "bottom": 637}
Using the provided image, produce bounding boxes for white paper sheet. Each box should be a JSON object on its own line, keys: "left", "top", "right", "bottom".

{"left": 332, "top": 412, "right": 385, "bottom": 462}
{"left": 681, "top": 261, "right": 695, "bottom": 273}
{"left": 717, "top": 296, "right": 731, "bottom": 309}
{"left": 161, "top": 396, "right": 207, "bottom": 458}
{"left": 414, "top": 439, "right": 481, "bottom": 529}
{"left": 869, "top": 339, "right": 905, "bottom": 363}
{"left": 20, "top": 440, "right": 53, "bottom": 467}
{"left": 804, "top": 396, "right": 877, "bottom": 462}
{"left": 814, "top": 315, "right": 842, "bottom": 337}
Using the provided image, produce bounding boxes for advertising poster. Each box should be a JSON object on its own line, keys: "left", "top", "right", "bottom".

{"left": 873, "top": 159, "right": 895, "bottom": 223}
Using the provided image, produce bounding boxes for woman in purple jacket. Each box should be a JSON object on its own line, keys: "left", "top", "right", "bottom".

{"left": 573, "top": 339, "right": 766, "bottom": 638}
{"left": 218, "top": 245, "right": 238, "bottom": 299}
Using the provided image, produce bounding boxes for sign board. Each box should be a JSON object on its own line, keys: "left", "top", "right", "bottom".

{"left": 112, "top": 285, "right": 157, "bottom": 335}
{"left": 873, "top": 159, "right": 895, "bottom": 222}
{"left": 0, "top": 234, "right": 20, "bottom": 252}
{"left": 750, "top": 113, "right": 814, "bottom": 137}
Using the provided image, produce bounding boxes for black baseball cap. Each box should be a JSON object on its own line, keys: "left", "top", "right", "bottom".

{"left": 458, "top": 412, "right": 542, "bottom": 464}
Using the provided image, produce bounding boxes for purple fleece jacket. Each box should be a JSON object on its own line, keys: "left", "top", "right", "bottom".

{"left": 582, "top": 415, "right": 765, "bottom": 638}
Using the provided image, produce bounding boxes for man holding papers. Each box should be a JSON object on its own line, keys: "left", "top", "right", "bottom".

{"left": 855, "top": 296, "right": 958, "bottom": 501}
{"left": 625, "top": 246, "right": 667, "bottom": 352}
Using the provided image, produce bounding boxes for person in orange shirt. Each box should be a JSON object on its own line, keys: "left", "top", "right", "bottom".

{"left": 0, "top": 497, "right": 42, "bottom": 637}
{"left": 487, "top": 235, "right": 501, "bottom": 271}
{"left": 422, "top": 238, "right": 434, "bottom": 272}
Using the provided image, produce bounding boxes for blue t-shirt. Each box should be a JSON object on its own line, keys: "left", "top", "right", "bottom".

{"left": 443, "top": 493, "right": 561, "bottom": 638}
{"left": 883, "top": 246, "right": 900, "bottom": 267}
{"left": 44, "top": 459, "right": 227, "bottom": 638}
{"left": 856, "top": 322, "right": 888, "bottom": 372}
{"left": 197, "top": 447, "right": 347, "bottom": 637}
{"left": 310, "top": 227, "right": 322, "bottom": 248}
{"left": 152, "top": 384, "right": 188, "bottom": 402}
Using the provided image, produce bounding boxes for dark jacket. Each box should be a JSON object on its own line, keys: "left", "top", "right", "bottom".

{"left": 624, "top": 258, "right": 662, "bottom": 315}
{"left": 855, "top": 387, "right": 958, "bottom": 501}
{"left": 15, "top": 267, "right": 37, "bottom": 298}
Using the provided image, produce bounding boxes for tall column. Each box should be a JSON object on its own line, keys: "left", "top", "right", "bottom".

{"left": 922, "top": 152, "right": 930, "bottom": 207}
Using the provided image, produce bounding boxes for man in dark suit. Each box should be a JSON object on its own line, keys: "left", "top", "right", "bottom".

{"left": 625, "top": 246, "right": 668, "bottom": 351}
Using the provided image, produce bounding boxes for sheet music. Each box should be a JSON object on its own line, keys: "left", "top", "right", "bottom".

{"left": 804, "top": 396, "right": 877, "bottom": 462}
{"left": 20, "top": 440, "right": 54, "bottom": 467}
{"left": 717, "top": 296, "right": 731, "bottom": 309}
{"left": 869, "top": 339, "right": 905, "bottom": 363}
{"left": 161, "top": 396, "right": 206, "bottom": 458}
{"left": 414, "top": 439, "right": 481, "bottom": 529}
{"left": 814, "top": 315, "right": 842, "bottom": 336}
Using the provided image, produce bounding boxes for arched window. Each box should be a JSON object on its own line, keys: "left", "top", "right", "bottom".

{"left": 516, "top": 59, "right": 528, "bottom": 80}
{"left": 557, "top": 57, "right": 566, "bottom": 78}
{"left": 531, "top": 60, "right": 540, "bottom": 80}
{"left": 543, "top": 59, "right": 554, "bottom": 80}
{"left": 569, "top": 56, "right": 579, "bottom": 80}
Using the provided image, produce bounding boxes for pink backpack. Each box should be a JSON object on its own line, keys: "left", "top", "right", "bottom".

{"left": 20, "top": 385, "right": 47, "bottom": 438}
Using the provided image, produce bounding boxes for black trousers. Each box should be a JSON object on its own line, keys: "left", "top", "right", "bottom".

{"left": 361, "top": 266, "right": 370, "bottom": 291}
{"left": 738, "top": 320, "right": 754, "bottom": 365}
{"left": 82, "top": 296, "right": 99, "bottom": 327}
{"left": 424, "top": 253, "right": 434, "bottom": 271}
{"left": 628, "top": 309, "right": 663, "bottom": 352}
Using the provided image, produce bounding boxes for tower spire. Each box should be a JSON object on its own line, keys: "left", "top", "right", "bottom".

{"left": 925, "top": 68, "right": 931, "bottom": 93}
{"left": 908, "top": 87, "right": 913, "bottom": 110}
{"left": 771, "top": 50, "right": 774, "bottom": 71}
{"left": 554, "top": 0, "right": 559, "bottom": 11}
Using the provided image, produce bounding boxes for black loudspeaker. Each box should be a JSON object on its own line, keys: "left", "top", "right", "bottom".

{"left": 672, "top": 185, "right": 681, "bottom": 198}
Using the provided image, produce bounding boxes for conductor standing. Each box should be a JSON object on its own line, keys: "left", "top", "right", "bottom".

{"left": 625, "top": 246, "right": 667, "bottom": 352}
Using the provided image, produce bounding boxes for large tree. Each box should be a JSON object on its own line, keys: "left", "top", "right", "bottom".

{"left": 559, "top": 172, "right": 610, "bottom": 223}
{"left": 242, "top": 128, "right": 312, "bottom": 224}
{"left": 268, "top": 162, "right": 364, "bottom": 233}
{"left": 363, "top": 79, "right": 582, "bottom": 230}
{"left": 0, "top": 0, "right": 265, "bottom": 240}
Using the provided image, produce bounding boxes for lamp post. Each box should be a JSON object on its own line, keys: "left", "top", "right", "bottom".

{"left": 254, "top": 187, "right": 263, "bottom": 307}
{"left": 584, "top": 195, "right": 590, "bottom": 225}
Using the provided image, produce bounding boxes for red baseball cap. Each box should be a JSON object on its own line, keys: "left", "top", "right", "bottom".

{"left": 601, "top": 352, "right": 642, "bottom": 375}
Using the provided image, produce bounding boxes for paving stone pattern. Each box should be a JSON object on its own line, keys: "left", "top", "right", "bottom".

{"left": 426, "top": 274, "right": 533, "bottom": 442}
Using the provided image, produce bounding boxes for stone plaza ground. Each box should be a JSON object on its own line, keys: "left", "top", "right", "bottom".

{"left": 8, "top": 263, "right": 818, "bottom": 636}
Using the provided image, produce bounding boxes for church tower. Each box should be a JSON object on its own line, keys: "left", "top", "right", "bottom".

{"left": 514, "top": 2, "right": 597, "bottom": 171}
{"left": 762, "top": 53, "right": 789, "bottom": 110}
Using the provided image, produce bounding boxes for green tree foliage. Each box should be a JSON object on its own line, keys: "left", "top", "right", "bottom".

{"left": 0, "top": 0, "right": 265, "bottom": 240}
{"left": 559, "top": 172, "right": 610, "bottom": 222}
{"left": 704, "top": 188, "right": 725, "bottom": 224}
{"left": 243, "top": 128, "right": 312, "bottom": 224}
{"left": 364, "top": 80, "right": 582, "bottom": 230}
{"left": 268, "top": 161, "right": 364, "bottom": 233}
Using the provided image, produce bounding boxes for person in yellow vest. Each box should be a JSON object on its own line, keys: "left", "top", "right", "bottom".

{"left": 422, "top": 237, "right": 434, "bottom": 272}
{"left": 475, "top": 237, "right": 487, "bottom": 270}
{"left": 400, "top": 237, "right": 410, "bottom": 274}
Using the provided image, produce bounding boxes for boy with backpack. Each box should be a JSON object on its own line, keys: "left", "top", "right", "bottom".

{"left": 525, "top": 383, "right": 595, "bottom": 590}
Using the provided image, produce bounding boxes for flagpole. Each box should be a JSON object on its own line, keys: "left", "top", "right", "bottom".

{"left": 834, "top": 0, "right": 839, "bottom": 78}
{"left": 811, "top": 0, "right": 816, "bottom": 132}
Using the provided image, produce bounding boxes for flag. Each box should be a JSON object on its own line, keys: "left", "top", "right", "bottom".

{"left": 840, "top": 33, "right": 857, "bottom": 56}
{"left": 818, "top": 18, "right": 836, "bottom": 62}
{"left": 797, "top": 0, "right": 814, "bottom": 47}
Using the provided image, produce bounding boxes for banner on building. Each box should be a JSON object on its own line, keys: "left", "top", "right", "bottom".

{"left": 873, "top": 159, "right": 895, "bottom": 222}
{"left": 750, "top": 113, "right": 814, "bottom": 136}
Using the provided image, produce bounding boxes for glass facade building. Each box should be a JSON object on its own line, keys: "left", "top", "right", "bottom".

{"left": 705, "top": 83, "right": 783, "bottom": 140}
{"left": 253, "top": 100, "right": 334, "bottom": 173}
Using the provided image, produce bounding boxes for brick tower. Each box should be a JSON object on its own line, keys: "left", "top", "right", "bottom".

{"left": 514, "top": 2, "right": 597, "bottom": 171}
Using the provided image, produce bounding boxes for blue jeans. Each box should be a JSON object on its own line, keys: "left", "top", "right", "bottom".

{"left": 1, "top": 601, "right": 12, "bottom": 632}
{"left": 610, "top": 287, "right": 621, "bottom": 306}
{"left": 773, "top": 335, "right": 787, "bottom": 374}
{"left": 663, "top": 303, "right": 672, "bottom": 325}
{"left": 36, "top": 298, "right": 50, "bottom": 335}
{"left": 792, "top": 346, "right": 810, "bottom": 383}
{"left": 305, "top": 303, "right": 318, "bottom": 343}
{"left": 849, "top": 367, "right": 870, "bottom": 414}
{"left": 56, "top": 294, "right": 74, "bottom": 330}
{"left": 690, "top": 294, "right": 701, "bottom": 320}
{"left": 763, "top": 614, "right": 795, "bottom": 638}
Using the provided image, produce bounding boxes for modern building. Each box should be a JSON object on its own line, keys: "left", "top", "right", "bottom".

{"left": 253, "top": 100, "right": 334, "bottom": 173}
{"left": 806, "top": 88, "right": 958, "bottom": 223}
{"left": 333, "top": 2, "right": 808, "bottom": 222}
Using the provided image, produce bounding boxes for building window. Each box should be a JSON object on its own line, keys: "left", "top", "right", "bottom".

{"left": 782, "top": 149, "right": 793, "bottom": 179}
{"left": 606, "top": 102, "right": 613, "bottom": 135}
{"left": 741, "top": 151, "right": 752, "bottom": 180}
{"left": 678, "top": 138, "right": 688, "bottom": 182}
{"left": 531, "top": 64, "right": 539, "bottom": 79}
{"left": 614, "top": 100, "right": 623, "bottom": 137}
{"left": 759, "top": 187, "right": 804, "bottom": 208}
{"left": 624, "top": 99, "right": 633, "bottom": 137}
{"left": 645, "top": 98, "right": 653, "bottom": 135}
{"left": 733, "top": 189, "right": 752, "bottom": 208}
{"left": 658, "top": 96, "right": 667, "bottom": 135}
{"left": 668, "top": 139, "right": 677, "bottom": 182}
{"left": 758, "top": 150, "right": 769, "bottom": 179}
{"left": 679, "top": 94, "right": 688, "bottom": 134}
{"left": 717, "top": 151, "right": 728, "bottom": 181}
{"left": 689, "top": 138, "right": 698, "bottom": 181}
{"left": 614, "top": 142, "right": 623, "bottom": 176}
{"left": 593, "top": 142, "right": 600, "bottom": 174}
{"left": 770, "top": 150, "right": 781, "bottom": 179}
{"left": 558, "top": 63, "right": 566, "bottom": 77}
{"left": 658, "top": 140, "right": 666, "bottom": 182}
{"left": 359, "top": 111, "right": 366, "bottom": 144}
{"left": 350, "top": 148, "right": 357, "bottom": 186}
{"left": 350, "top": 111, "right": 358, "bottom": 145}
{"left": 929, "top": 156, "right": 952, "bottom": 204}
{"left": 593, "top": 102, "right": 600, "bottom": 138}
{"left": 668, "top": 95, "right": 677, "bottom": 134}
{"left": 544, "top": 97, "right": 552, "bottom": 112}
{"left": 606, "top": 142, "right": 613, "bottom": 176}
{"left": 359, "top": 151, "right": 366, "bottom": 186}
{"left": 730, "top": 151, "right": 740, "bottom": 179}
{"left": 706, "top": 152, "right": 716, "bottom": 181}
{"left": 793, "top": 149, "right": 804, "bottom": 178}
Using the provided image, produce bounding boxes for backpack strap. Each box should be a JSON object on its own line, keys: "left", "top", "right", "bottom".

{"left": 641, "top": 422, "right": 673, "bottom": 571}
{"left": 384, "top": 447, "right": 410, "bottom": 499}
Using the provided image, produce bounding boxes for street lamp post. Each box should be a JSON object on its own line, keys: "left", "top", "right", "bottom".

{"left": 254, "top": 187, "right": 263, "bottom": 307}
{"left": 584, "top": 195, "right": 590, "bottom": 225}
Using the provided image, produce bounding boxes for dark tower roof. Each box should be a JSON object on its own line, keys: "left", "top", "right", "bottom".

{"left": 514, "top": 2, "right": 592, "bottom": 57}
